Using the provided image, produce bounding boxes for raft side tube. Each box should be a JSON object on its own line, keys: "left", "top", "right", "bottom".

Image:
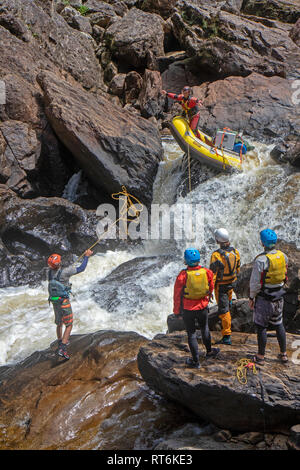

{"left": 168, "top": 117, "right": 242, "bottom": 173}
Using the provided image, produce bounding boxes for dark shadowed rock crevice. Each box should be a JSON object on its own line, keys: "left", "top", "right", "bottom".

{"left": 0, "top": 186, "right": 110, "bottom": 288}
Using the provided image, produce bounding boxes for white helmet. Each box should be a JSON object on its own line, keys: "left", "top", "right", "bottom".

{"left": 214, "top": 228, "right": 229, "bottom": 243}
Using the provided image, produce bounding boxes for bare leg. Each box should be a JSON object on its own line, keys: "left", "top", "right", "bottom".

{"left": 62, "top": 324, "right": 72, "bottom": 345}
{"left": 56, "top": 325, "right": 62, "bottom": 341}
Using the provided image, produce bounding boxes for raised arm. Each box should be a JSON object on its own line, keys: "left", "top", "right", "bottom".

{"left": 76, "top": 249, "right": 93, "bottom": 274}
{"left": 161, "top": 90, "right": 184, "bottom": 102}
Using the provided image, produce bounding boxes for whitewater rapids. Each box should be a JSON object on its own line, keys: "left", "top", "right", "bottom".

{"left": 0, "top": 137, "right": 299, "bottom": 365}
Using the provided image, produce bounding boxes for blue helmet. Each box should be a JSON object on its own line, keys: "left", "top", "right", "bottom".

{"left": 184, "top": 248, "right": 200, "bottom": 266}
{"left": 260, "top": 229, "right": 277, "bottom": 248}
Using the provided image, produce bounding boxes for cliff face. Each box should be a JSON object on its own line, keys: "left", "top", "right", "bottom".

{"left": 0, "top": 0, "right": 299, "bottom": 200}
{"left": 0, "top": 0, "right": 299, "bottom": 288}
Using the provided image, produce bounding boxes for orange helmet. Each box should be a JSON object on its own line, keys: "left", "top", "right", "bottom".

{"left": 48, "top": 254, "right": 61, "bottom": 269}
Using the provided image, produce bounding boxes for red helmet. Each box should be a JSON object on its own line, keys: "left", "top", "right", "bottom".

{"left": 48, "top": 254, "right": 61, "bottom": 269}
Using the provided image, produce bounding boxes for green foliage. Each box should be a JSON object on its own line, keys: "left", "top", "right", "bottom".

{"left": 181, "top": 10, "right": 197, "bottom": 26}
{"left": 76, "top": 5, "right": 90, "bottom": 16}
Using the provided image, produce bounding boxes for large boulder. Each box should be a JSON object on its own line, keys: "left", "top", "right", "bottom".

{"left": 0, "top": 2, "right": 105, "bottom": 199}
{"left": 104, "top": 8, "right": 165, "bottom": 68}
{"left": 38, "top": 70, "right": 163, "bottom": 207}
{"left": 241, "top": 0, "right": 300, "bottom": 24}
{"left": 92, "top": 255, "right": 176, "bottom": 318}
{"left": 0, "top": 330, "right": 184, "bottom": 450}
{"left": 171, "top": 3, "right": 300, "bottom": 79}
{"left": 270, "top": 138, "right": 300, "bottom": 168}
{"left": 0, "top": 121, "right": 40, "bottom": 197}
{"left": 192, "top": 72, "right": 300, "bottom": 142}
{"left": 0, "top": 0, "right": 102, "bottom": 90}
{"left": 0, "top": 186, "right": 102, "bottom": 288}
{"left": 138, "top": 330, "right": 300, "bottom": 432}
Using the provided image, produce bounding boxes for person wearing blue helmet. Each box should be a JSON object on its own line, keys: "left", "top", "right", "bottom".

{"left": 249, "top": 229, "right": 288, "bottom": 365}
{"left": 173, "top": 248, "right": 219, "bottom": 369}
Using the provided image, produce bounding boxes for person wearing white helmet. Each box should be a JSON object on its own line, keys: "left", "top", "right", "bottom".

{"left": 209, "top": 228, "right": 241, "bottom": 345}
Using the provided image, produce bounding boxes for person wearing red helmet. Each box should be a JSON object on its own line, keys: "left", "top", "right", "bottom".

{"left": 162, "top": 86, "right": 203, "bottom": 139}
{"left": 47, "top": 249, "right": 93, "bottom": 359}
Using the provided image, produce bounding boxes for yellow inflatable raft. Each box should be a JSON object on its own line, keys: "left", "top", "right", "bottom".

{"left": 169, "top": 116, "right": 243, "bottom": 172}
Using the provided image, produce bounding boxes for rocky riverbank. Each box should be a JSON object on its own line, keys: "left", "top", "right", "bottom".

{"left": 138, "top": 330, "right": 300, "bottom": 434}
{"left": 0, "top": 326, "right": 299, "bottom": 450}
{"left": 0, "top": 329, "right": 194, "bottom": 450}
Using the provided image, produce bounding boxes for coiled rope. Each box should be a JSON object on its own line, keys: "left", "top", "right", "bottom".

{"left": 76, "top": 185, "right": 143, "bottom": 262}
{"left": 236, "top": 358, "right": 257, "bottom": 385}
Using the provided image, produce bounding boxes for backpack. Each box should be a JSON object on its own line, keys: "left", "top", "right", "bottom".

{"left": 48, "top": 268, "right": 71, "bottom": 300}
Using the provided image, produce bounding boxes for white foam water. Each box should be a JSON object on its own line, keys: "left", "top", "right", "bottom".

{"left": 0, "top": 137, "right": 299, "bottom": 366}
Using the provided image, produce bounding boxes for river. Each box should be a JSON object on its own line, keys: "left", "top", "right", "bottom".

{"left": 0, "top": 137, "right": 299, "bottom": 366}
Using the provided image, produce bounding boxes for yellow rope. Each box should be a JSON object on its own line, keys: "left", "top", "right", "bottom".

{"left": 187, "top": 141, "right": 192, "bottom": 193}
{"left": 76, "top": 186, "right": 143, "bottom": 262}
{"left": 236, "top": 358, "right": 257, "bottom": 385}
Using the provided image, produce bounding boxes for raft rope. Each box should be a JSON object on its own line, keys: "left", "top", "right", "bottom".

{"left": 76, "top": 185, "right": 143, "bottom": 262}
{"left": 235, "top": 358, "right": 257, "bottom": 385}
{"left": 187, "top": 141, "right": 192, "bottom": 193}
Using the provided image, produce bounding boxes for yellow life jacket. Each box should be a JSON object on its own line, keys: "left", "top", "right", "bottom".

{"left": 264, "top": 250, "right": 286, "bottom": 285}
{"left": 214, "top": 248, "right": 239, "bottom": 285}
{"left": 184, "top": 268, "right": 210, "bottom": 300}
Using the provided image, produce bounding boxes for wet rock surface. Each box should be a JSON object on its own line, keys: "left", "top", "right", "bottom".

{"left": 92, "top": 255, "right": 176, "bottom": 315}
{"left": 138, "top": 330, "right": 300, "bottom": 433}
{"left": 0, "top": 186, "right": 103, "bottom": 288}
{"left": 0, "top": 330, "right": 195, "bottom": 450}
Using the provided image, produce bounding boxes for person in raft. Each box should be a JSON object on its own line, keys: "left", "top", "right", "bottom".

{"left": 249, "top": 229, "right": 288, "bottom": 365}
{"left": 173, "top": 248, "right": 219, "bottom": 369}
{"left": 162, "top": 86, "right": 203, "bottom": 139}
{"left": 47, "top": 250, "right": 93, "bottom": 359}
